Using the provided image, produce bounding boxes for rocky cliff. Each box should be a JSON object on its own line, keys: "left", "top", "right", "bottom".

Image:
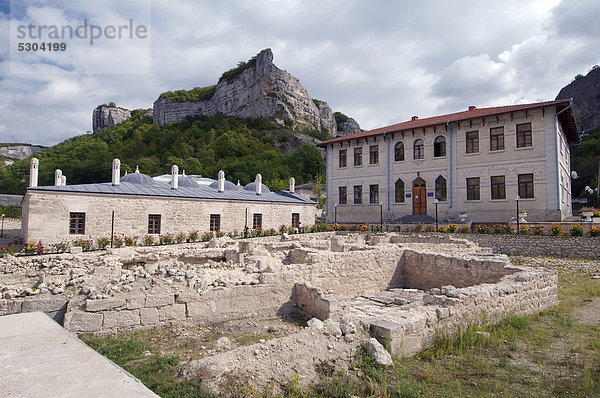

{"left": 0, "top": 145, "right": 44, "bottom": 160}
{"left": 92, "top": 105, "right": 132, "bottom": 133}
{"left": 334, "top": 112, "right": 361, "bottom": 137}
{"left": 153, "top": 49, "right": 338, "bottom": 135}
{"left": 556, "top": 66, "right": 600, "bottom": 136}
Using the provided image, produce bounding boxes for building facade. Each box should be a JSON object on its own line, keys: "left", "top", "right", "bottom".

{"left": 22, "top": 160, "right": 315, "bottom": 245}
{"left": 318, "top": 100, "right": 578, "bottom": 223}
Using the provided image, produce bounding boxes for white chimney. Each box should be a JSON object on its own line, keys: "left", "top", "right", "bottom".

{"left": 255, "top": 174, "right": 262, "bottom": 195}
{"left": 171, "top": 165, "right": 179, "bottom": 189}
{"left": 289, "top": 177, "right": 295, "bottom": 193}
{"left": 112, "top": 159, "right": 121, "bottom": 186}
{"left": 61, "top": 175, "right": 66, "bottom": 186}
{"left": 29, "top": 158, "right": 39, "bottom": 187}
{"left": 218, "top": 170, "right": 225, "bottom": 192}
{"left": 54, "top": 169, "right": 62, "bottom": 186}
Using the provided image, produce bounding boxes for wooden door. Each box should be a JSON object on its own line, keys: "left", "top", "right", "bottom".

{"left": 412, "top": 178, "right": 427, "bottom": 215}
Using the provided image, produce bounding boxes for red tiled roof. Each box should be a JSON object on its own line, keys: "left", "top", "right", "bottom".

{"left": 319, "top": 99, "right": 579, "bottom": 146}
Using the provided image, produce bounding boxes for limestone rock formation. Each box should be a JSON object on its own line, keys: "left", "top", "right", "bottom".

{"left": 153, "top": 49, "right": 337, "bottom": 135}
{"left": 334, "top": 112, "right": 361, "bottom": 137}
{"left": 556, "top": 66, "right": 600, "bottom": 136}
{"left": 92, "top": 105, "right": 131, "bottom": 133}
{"left": 0, "top": 145, "right": 44, "bottom": 160}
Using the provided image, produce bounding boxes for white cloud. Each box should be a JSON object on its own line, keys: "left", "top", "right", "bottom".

{"left": 0, "top": 0, "right": 598, "bottom": 146}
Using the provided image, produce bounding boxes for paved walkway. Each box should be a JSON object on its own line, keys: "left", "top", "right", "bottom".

{"left": 0, "top": 312, "right": 157, "bottom": 398}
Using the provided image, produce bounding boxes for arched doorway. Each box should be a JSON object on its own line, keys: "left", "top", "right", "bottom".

{"left": 412, "top": 177, "right": 427, "bottom": 215}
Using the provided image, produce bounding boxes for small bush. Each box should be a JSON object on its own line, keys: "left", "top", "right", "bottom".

{"left": 550, "top": 224, "right": 563, "bottom": 236}
{"left": 590, "top": 226, "right": 600, "bottom": 237}
{"left": 188, "top": 230, "right": 199, "bottom": 242}
{"left": 570, "top": 224, "right": 584, "bottom": 237}
{"left": 519, "top": 225, "right": 530, "bottom": 235}
{"left": 446, "top": 224, "right": 458, "bottom": 233}
{"left": 175, "top": 232, "right": 187, "bottom": 244}
{"left": 112, "top": 235, "right": 124, "bottom": 248}
{"left": 492, "top": 224, "right": 504, "bottom": 234}
{"left": 475, "top": 224, "right": 490, "bottom": 234}
{"left": 124, "top": 235, "right": 138, "bottom": 247}
{"left": 97, "top": 237, "right": 110, "bottom": 249}
{"left": 533, "top": 225, "right": 544, "bottom": 236}
{"left": 74, "top": 239, "right": 93, "bottom": 251}
{"left": 159, "top": 233, "right": 174, "bottom": 245}
{"left": 458, "top": 225, "right": 471, "bottom": 234}
{"left": 143, "top": 235, "right": 156, "bottom": 246}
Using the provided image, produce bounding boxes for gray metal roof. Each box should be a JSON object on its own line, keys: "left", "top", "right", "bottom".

{"left": 27, "top": 181, "right": 315, "bottom": 205}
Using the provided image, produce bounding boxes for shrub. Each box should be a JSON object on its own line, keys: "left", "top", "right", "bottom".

{"left": 533, "top": 225, "right": 544, "bottom": 236}
{"left": 519, "top": 225, "right": 530, "bottom": 235}
{"left": 458, "top": 225, "right": 471, "bottom": 234}
{"left": 475, "top": 224, "right": 490, "bottom": 234}
{"left": 550, "top": 224, "right": 563, "bottom": 236}
{"left": 446, "top": 224, "right": 458, "bottom": 233}
{"left": 159, "top": 233, "right": 174, "bottom": 245}
{"left": 201, "top": 232, "right": 214, "bottom": 242}
{"left": 97, "top": 237, "right": 110, "bottom": 249}
{"left": 175, "top": 232, "right": 187, "bottom": 244}
{"left": 570, "top": 224, "right": 584, "bottom": 237}
{"left": 425, "top": 225, "right": 435, "bottom": 232}
{"left": 112, "top": 235, "right": 124, "bottom": 248}
{"left": 51, "top": 242, "right": 68, "bottom": 253}
{"left": 188, "top": 230, "right": 199, "bottom": 242}
{"left": 504, "top": 224, "right": 515, "bottom": 234}
{"left": 492, "top": 224, "right": 504, "bottom": 234}
{"left": 124, "top": 235, "right": 138, "bottom": 247}
{"left": 143, "top": 235, "right": 156, "bottom": 246}
{"left": 22, "top": 241, "right": 38, "bottom": 254}
{"left": 413, "top": 224, "right": 423, "bottom": 232}
{"left": 360, "top": 225, "right": 369, "bottom": 232}
{"left": 74, "top": 239, "right": 93, "bottom": 251}
{"left": 590, "top": 226, "right": 600, "bottom": 237}
{"left": 36, "top": 242, "right": 44, "bottom": 255}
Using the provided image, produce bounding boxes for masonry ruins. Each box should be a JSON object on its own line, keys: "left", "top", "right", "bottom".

{"left": 0, "top": 232, "right": 558, "bottom": 391}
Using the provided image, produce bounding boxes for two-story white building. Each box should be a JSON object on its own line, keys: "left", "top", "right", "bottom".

{"left": 318, "top": 100, "right": 578, "bottom": 223}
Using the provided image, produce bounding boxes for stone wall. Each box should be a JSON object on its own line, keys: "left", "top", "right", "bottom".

{"left": 401, "top": 249, "right": 515, "bottom": 289}
{"left": 462, "top": 234, "right": 600, "bottom": 259}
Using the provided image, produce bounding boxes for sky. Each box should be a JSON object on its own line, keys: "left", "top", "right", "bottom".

{"left": 0, "top": 0, "right": 599, "bottom": 146}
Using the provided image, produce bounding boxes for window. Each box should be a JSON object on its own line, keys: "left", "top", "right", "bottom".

{"left": 353, "top": 185, "right": 362, "bottom": 204}
{"left": 466, "top": 131, "right": 479, "bottom": 153}
{"left": 209, "top": 214, "right": 220, "bottom": 232}
{"left": 353, "top": 147, "right": 362, "bottom": 166}
{"left": 490, "top": 127, "right": 504, "bottom": 151}
{"left": 338, "top": 186, "right": 347, "bottom": 205}
{"left": 467, "top": 178, "right": 480, "bottom": 201}
{"left": 369, "top": 184, "right": 379, "bottom": 204}
{"left": 252, "top": 213, "right": 262, "bottom": 229}
{"left": 69, "top": 212, "right": 85, "bottom": 235}
{"left": 491, "top": 176, "right": 506, "bottom": 200}
{"left": 435, "top": 176, "right": 447, "bottom": 201}
{"left": 516, "top": 123, "right": 532, "bottom": 148}
{"left": 434, "top": 136, "right": 446, "bottom": 157}
{"left": 338, "top": 149, "right": 347, "bottom": 168}
{"left": 413, "top": 139, "right": 424, "bottom": 160}
{"left": 394, "top": 142, "right": 405, "bottom": 161}
{"left": 291, "top": 213, "right": 300, "bottom": 229}
{"left": 369, "top": 145, "right": 379, "bottom": 164}
{"left": 148, "top": 214, "right": 161, "bottom": 234}
{"left": 395, "top": 179, "right": 405, "bottom": 203}
{"left": 518, "top": 173, "right": 534, "bottom": 198}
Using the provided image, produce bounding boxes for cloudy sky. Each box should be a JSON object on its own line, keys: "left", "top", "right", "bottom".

{"left": 1, "top": 0, "right": 599, "bottom": 146}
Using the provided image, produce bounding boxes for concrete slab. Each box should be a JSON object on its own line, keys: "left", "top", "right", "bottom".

{"left": 0, "top": 312, "right": 158, "bottom": 398}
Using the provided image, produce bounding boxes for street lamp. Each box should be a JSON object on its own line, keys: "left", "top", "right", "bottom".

{"left": 516, "top": 196, "right": 520, "bottom": 235}
{"left": 334, "top": 204, "right": 338, "bottom": 224}
{"left": 110, "top": 208, "right": 115, "bottom": 248}
{"left": 1, "top": 214, "right": 4, "bottom": 238}
{"left": 434, "top": 199, "right": 439, "bottom": 231}
{"left": 585, "top": 186, "right": 591, "bottom": 207}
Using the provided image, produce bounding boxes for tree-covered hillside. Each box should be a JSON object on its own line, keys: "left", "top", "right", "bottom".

{"left": 0, "top": 111, "right": 323, "bottom": 194}
{"left": 571, "top": 123, "right": 600, "bottom": 197}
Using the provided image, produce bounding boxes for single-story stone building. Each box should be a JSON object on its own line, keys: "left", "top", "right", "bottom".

{"left": 21, "top": 159, "right": 315, "bottom": 245}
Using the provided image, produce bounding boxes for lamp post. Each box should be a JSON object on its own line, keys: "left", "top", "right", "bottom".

{"left": 516, "top": 196, "right": 520, "bottom": 235}
{"left": 110, "top": 208, "right": 115, "bottom": 248}
{"left": 435, "top": 199, "right": 439, "bottom": 231}
{"left": 334, "top": 204, "right": 337, "bottom": 224}
{"left": 585, "top": 186, "right": 591, "bottom": 207}
{"left": 1, "top": 214, "right": 4, "bottom": 238}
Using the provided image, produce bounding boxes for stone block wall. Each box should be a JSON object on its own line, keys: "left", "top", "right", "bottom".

{"left": 462, "top": 234, "right": 600, "bottom": 259}
{"left": 377, "top": 267, "right": 558, "bottom": 357}
{"left": 401, "top": 250, "right": 515, "bottom": 289}
{"left": 61, "top": 284, "right": 294, "bottom": 334}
